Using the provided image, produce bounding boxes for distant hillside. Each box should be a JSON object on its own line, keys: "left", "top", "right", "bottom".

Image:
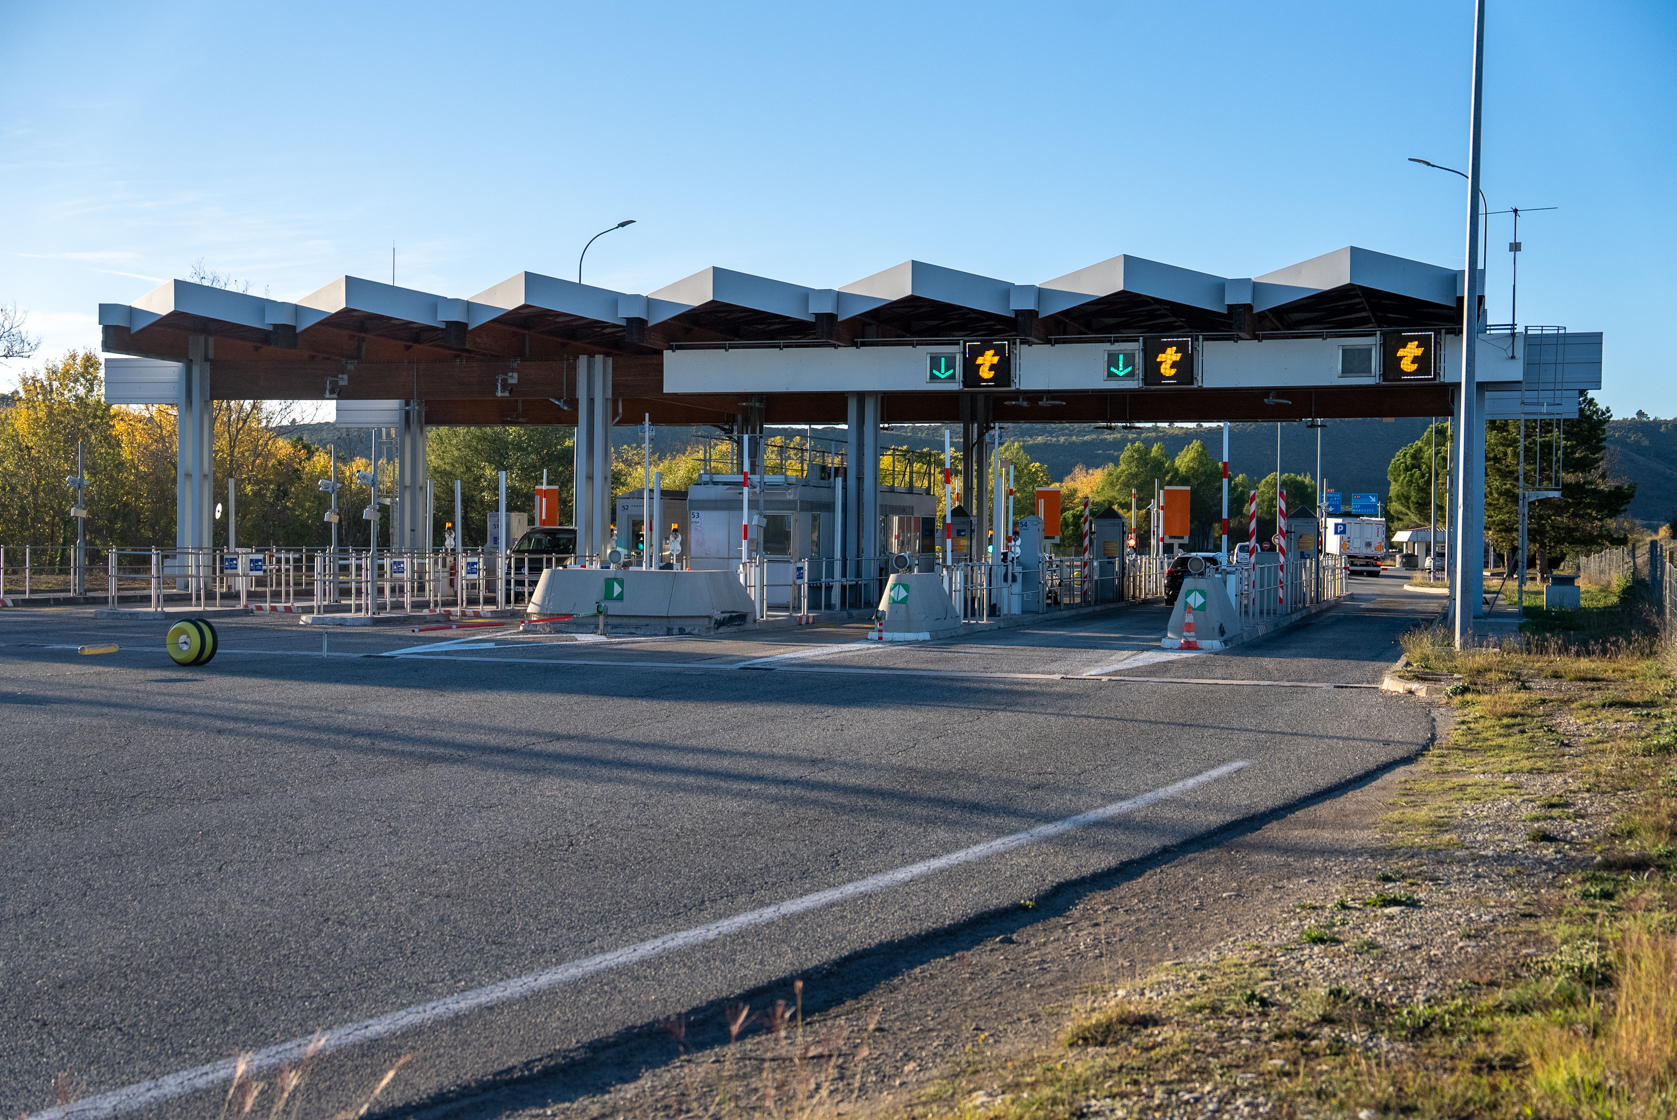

{"left": 1606, "top": 419, "right": 1677, "bottom": 526}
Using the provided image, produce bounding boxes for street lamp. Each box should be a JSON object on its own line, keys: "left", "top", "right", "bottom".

{"left": 578, "top": 220, "right": 636, "bottom": 284}
{"left": 1409, "top": 157, "right": 1491, "bottom": 304}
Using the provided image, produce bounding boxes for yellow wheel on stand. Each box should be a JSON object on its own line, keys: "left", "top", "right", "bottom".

{"left": 165, "top": 620, "right": 218, "bottom": 666}
{"left": 166, "top": 620, "right": 204, "bottom": 665}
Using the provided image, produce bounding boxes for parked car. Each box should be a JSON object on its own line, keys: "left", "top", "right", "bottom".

{"left": 1164, "top": 553, "right": 1224, "bottom": 607}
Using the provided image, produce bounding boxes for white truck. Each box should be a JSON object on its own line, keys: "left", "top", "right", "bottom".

{"left": 1323, "top": 517, "right": 1387, "bottom": 576}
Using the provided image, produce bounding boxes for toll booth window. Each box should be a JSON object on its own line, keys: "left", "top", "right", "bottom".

{"left": 1339, "top": 345, "right": 1376, "bottom": 378}
{"left": 763, "top": 514, "right": 792, "bottom": 556}
{"left": 920, "top": 517, "right": 936, "bottom": 554}
{"left": 810, "top": 513, "right": 826, "bottom": 558}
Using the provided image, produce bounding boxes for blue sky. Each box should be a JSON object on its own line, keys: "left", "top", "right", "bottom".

{"left": 2, "top": 0, "right": 1672, "bottom": 417}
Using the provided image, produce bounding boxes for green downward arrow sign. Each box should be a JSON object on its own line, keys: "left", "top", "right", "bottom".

{"left": 928, "top": 356, "right": 956, "bottom": 381}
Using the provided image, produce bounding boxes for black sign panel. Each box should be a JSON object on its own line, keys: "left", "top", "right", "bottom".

{"left": 1143, "top": 336, "right": 1195, "bottom": 387}
{"left": 1381, "top": 330, "right": 1438, "bottom": 382}
{"left": 962, "top": 339, "right": 1012, "bottom": 389}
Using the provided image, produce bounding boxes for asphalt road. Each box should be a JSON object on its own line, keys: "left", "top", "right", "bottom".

{"left": 0, "top": 577, "right": 1438, "bottom": 1118}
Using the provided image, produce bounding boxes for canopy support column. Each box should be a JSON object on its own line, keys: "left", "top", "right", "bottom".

{"left": 395, "top": 399, "right": 427, "bottom": 550}
{"left": 176, "top": 335, "right": 214, "bottom": 587}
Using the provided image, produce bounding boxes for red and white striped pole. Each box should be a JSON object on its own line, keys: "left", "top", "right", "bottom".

{"left": 943, "top": 427, "right": 953, "bottom": 566}
{"left": 741, "top": 434, "right": 751, "bottom": 570}
{"left": 1247, "top": 489, "right": 1258, "bottom": 561}
{"left": 1081, "top": 495, "right": 1092, "bottom": 591}
{"left": 1277, "top": 487, "right": 1288, "bottom": 605}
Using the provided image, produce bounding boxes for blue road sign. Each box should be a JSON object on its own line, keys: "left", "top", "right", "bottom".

{"left": 248, "top": 556, "right": 264, "bottom": 574}
{"left": 1351, "top": 493, "right": 1380, "bottom": 516}
{"left": 223, "top": 556, "right": 239, "bottom": 573}
{"left": 464, "top": 557, "right": 480, "bottom": 578}
{"left": 1323, "top": 490, "right": 1343, "bottom": 514}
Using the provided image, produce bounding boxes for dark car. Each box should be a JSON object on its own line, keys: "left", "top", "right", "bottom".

{"left": 1164, "top": 553, "right": 1223, "bottom": 607}
{"left": 510, "top": 528, "right": 577, "bottom": 560}
{"left": 508, "top": 527, "right": 578, "bottom": 591}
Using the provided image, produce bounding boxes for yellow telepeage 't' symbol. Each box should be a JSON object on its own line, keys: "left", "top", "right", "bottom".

{"left": 1396, "top": 339, "right": 1426, "bottom": 373}
{"left": 975, "top": 349, "right": 1000, "bottom": 381}
{"left": 1156, "top": 345, "right": 1183, "bottom": 378}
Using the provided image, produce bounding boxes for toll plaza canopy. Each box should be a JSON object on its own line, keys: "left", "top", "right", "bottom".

{"left": 96, "top": 244, "right": 1602, "bottom": 428}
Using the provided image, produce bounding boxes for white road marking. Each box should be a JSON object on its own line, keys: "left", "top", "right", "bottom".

{"left": 35, "top": 760, "right": 1252, "bottom": 1120}
{"left": 735, "top": 641, "right": 879, "bottom": 667}
{"left": 1084, "top": 649, "right": 1203, "bottom": 675}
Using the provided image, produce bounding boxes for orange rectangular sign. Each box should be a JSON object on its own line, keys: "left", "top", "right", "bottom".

{"left": 1161, "top": 485, "right": 1191, "bottom": 540}
{"left": 534, "top": 485, "right": 561, "bottom": 528}
{"left": 1035, "top": 487, "right": 1062, "bottom": 541}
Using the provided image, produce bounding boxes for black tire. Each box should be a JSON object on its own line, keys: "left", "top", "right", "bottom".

{"left": 193, "top": 619, "right": 218, "bottom": 665}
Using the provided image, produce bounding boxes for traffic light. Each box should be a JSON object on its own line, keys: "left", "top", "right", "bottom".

{"left": 1143, "top": 337, "right": 1195, "bottom": 386}
{"left": 962, "top": 340, "right": 1012, "bottom": 389}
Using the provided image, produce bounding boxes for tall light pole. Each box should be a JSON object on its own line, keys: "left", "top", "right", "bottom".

{"left": 578, "top": 220, "right": 636, "bottom": 285}
{"left": 1450, "top": 0, "right": 1488, "bottom": 647}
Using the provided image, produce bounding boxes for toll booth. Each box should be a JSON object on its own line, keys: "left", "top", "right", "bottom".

{"left": 947, "top": 504, "right": 975, "bottom": 561}
{"left": 484, "top": 512, "right": 529, "bottom": 551}
{"left": 1090, "top": 505, "right": 1128, "bottom": 602}
{"left": 1014, "top": 513, "right": 1043, "bottom": 612}
{"left": 615, "top": 490, "right": 690, "bottom": 567}
{"left": 687, "top": 475, "right": 836, "bottom": 608}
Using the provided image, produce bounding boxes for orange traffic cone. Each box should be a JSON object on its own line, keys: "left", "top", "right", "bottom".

{"left": 1179, "top": 599, "right": 1201, "bottom": 650}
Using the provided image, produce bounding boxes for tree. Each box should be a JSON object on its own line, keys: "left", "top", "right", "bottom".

{"left": 426, "top": 426, "right": 580, "bottom": 546}
{"left": 0, "top": 350, "right": 126, "bottom": 547}
{"left": 1484, "top": 394, "right": 1634, "bottom": 572}
{"left": 1387, "top": 421, "right": 1450, "bottom": 528}
{"left": 1249, "top": 472, "right": 1318, "bottom": 543}
{"left": 0, "top": 304, "right": 40, "bottom": 360}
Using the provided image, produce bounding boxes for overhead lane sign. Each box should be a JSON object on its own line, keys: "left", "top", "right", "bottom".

{"left": 1143, "top": 337, "right": 1195, "bottom": 387}
{"left": 1104, "top": 349, "right": 1139, "bottom": 383}
{"left": 1382, "top": 330, "right": 1438, "bottom": 382}
{"left": 962, "top": 340, "right": 1013, "bottom": 389}
{"left": 927, "top": 354, "right": 958, "bottom": 383}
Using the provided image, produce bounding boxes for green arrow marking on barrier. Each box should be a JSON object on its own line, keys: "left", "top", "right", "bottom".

{"left": 605, "top": 577, "right": 625, "bottom": 601}
{"left": 1185, "top": 588, "right": 1207, "bottom": 610}
{"left": 889, "top": 583, "right": 909, "bottom": 603}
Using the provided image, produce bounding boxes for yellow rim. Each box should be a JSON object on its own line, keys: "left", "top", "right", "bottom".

{"left": 166, "top": 621, "right": 202, "bottom": 665}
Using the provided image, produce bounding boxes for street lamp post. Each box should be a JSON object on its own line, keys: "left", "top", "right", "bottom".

{"left": 578, "top": 220, "right": 636, "bottom": 285}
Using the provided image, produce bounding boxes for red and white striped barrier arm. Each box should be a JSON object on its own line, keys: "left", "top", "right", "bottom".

{"left": 1277, "top": 489, "right": 1288, "bottom": 604}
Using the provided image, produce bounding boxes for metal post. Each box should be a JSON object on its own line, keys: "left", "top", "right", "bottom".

{"left": 593, "top": 358, "right": 610, "bottom": 562}
{"left": 369, "top": 429, "right": 379, "bottom": 615}
{"left": 328, "top": 443, "right": 339, "bottom": 603}
{"left": 741, "top": 433, "right": 752, "bottom": 577}
{"left": 454, "top": 479, "right": 463, "bottom": 609}
{"left": 943, "top": 427, "right": 953, "bottom": 568}
{"left": 642, "top": 412, "right": 652, "bottom": 570}
{"left": 1454, "top": 0, "right": 1487, "bottom": 648}
{"left": 1221, "top": 422, "right": 1230, "bottom": 559}
{"left": 862, "top": 393, "right": 880, "bottom": 600}
{"left": 498, "top": 469, "right": 508, "bottom": 609}
{"left": 1429, "top": 419, "right": 1437, "bottom": 582}
{"left": 73, "top": 441, "right": 86, "bottom": 597}
{"left": 651, "top": 470, "right": 663, "bottom": 568}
